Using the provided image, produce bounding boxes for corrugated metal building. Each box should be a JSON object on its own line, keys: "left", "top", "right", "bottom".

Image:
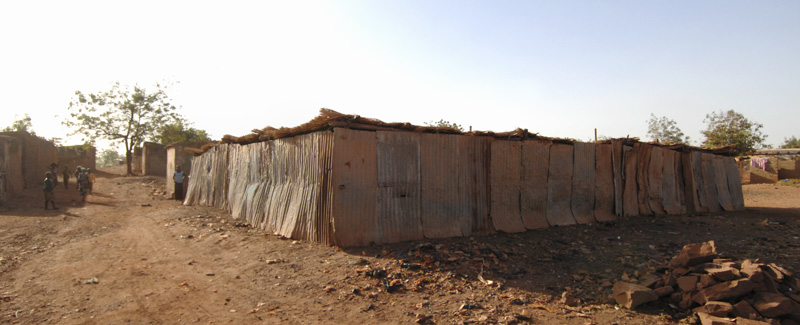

{"left": 184, "top": 111, "right": 744, "bottom": 247}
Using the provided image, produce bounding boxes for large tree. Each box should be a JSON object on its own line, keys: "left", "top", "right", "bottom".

{"left": 2, "top": 114, "right": 36, "bottom": 135}
{"left": 646, "top": 113, "right": 689, "bottom": 144}
{"left": 781, "top": 136, "right": 800, "bottom": 149}
{"left": 64, "top": 82, "right": 179, "bottom": 175}
{"left": 701, "top": 110, "right": 768, "bottom": 156}
{"left": 154, "top": 119, "right": 211, "bottom": 145}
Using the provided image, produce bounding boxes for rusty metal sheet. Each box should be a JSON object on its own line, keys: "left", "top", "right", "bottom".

{"left": 459, "top": 135, "right": 491, "bottom": 236}
{"left": 521, "top": 140, "right": 550, "bottom": 229}
{"left": 661, "top": 149, "right": 682, "bottom": 215}
{"left": 713, "top": 155, "right": 734, "bottom": 211}
{"left": 622, "top": 145, "right": 639, "bottom": 217}
{"left": 701, "top": 153, "right": 721, "bottom": 212}
{"left": 723, "top": 157, "right": 745, "bottom": 211}
{"left": 674, "top": 151, "right": 687, "bottom": 214}
{"left": 594, "top": 143, "right": 616, "bottom": 222}
{"left": 376, "top": 131, "right": 423, "bottom": 243}
{"left": 571, "top": 142, "right": 596, "bottom": 224}
{"left": 648, "top": 146, "right": 666, "bottom": 215}
{"left": 330, "top": 128, "right": 379, "bottom": 247}
{"left": 680, "top": 152, "right": 699, "bottom": 213}
{"left": 315, "top": 133, "right": 335, "bottom": 244}
{"left": 692, "top": 151, "right": 709, "bottom": 212}
{"left": 547, "top": 144, "right": 576, "bottom": 226}
{"left": 636, "top": 144, "right": 653, "bottom": 215}
{"left": 611, "top": 140, "right": 624, "bottom": 216}
{"left": 490, "top": 140, "right": 525, "bottom": 233}
{"left": 419, "top": 133, "right": 469, "bottom": 238}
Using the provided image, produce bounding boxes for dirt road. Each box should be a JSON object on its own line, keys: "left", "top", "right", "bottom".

{"left": 0, "top": 168, "right": 798, "bottom": 324}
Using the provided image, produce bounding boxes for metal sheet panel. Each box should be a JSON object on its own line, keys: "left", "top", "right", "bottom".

{"left": 713, "top": 155, "right": 734, "bottom": 211}
{"left": 674, "top": 150, "right": 687, "bottom": 214}
{"left": 458, "top": 135, "right": 491, "bottom": 236}
{"left": 315, "top": 132, "right": 335, "bottom": 244}
{"left": 376, "top": 131, "right": 423, "bottom": 243}
{"left": 724, "top": 157, "right": 745, "bottom": 211}
{"left": 661, "top": 149, "right": 682, "bottom": 215}
{"left": 622, "top": 145, "right": 639, "bottom": 217}
{"left": 331, "top": 128, "right": 379, "bottom": 247}
{"left": 680, "top": 152, "right": 698, "bottom": 214}
{"left": 547, "top": 144, "right": 576, "bottom": 226}
{"left": 490, "top": 140, "right": 526, "bottom": 233}
{"left": 648, "top": 146, "right": 666, "bottom": 215}
{"left": 611, "top": 140, "right": 624, "bottom": 216}
{"left": 227, "top": 144, "right": 248, "bottom": 219}
{"left": 212, "top": 144, "right": 229, "bottom": 209}
{"left": 571, "top": 142, "right": 596, "bottom": 224}
{"left": 636, "top": 144, "right": 653, "bottom": 215}
{"left": 594, "top": 143, "right": 616, "bottom": 222}
{"left": 521, "top": 140, "right": 550, "bottom": 229}
{"left": 419, "top": 133, "right": 468, "bottom": 238}
{"left": 692, "top": 151, "right": 709, "bottom": 212}
{"left": 701, "top": 153, "right": 721, "bottom": 212}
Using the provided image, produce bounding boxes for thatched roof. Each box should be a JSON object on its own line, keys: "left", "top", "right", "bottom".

{"left": 194, "top": 108, "right": 735, "bottom": 156}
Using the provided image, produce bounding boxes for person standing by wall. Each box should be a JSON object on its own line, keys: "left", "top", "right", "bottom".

{"left": 173, "top": 166, "right": 185, "bottom": 201}
{"left": 43, "top": 172, "right": 57, "bottom": 210}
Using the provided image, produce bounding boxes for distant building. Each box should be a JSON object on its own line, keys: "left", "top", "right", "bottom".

{"left": 738, "top": 149, "right": 800, "bottom": 184}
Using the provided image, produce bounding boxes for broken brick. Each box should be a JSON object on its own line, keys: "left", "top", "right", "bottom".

{"left": 669, "top": 241, "right": 717, "bottom": 268}
{"left": 752, "top": 292, "right": 797, "bottom": 318}
{"left": 732, "top": 300, "right": 760, "bottom": 319}
{"left": 693, "top": 279, "right": 755, "bottom": 304}
{"left": 678, "top": 275, "right": 699, "bottom": 292}
{"left": 693, "top": 301, "right": 733, "bottom": 317}
{"left": 696, "top": 312, "right": 735, "bottom": 325}
{"left": 613, "top": 281, "right": 658, "bottom": 309}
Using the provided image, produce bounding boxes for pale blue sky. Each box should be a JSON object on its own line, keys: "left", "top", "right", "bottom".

{"left": 1, "top": 1, "right": 797, "bottom": 149}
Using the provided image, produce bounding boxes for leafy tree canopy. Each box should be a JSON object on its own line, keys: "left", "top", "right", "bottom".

{"left": 2, "top": 114, "right": 36, "bottom": 135}
{"left": 64, "top": 82, "right": 179, "bottom": 175}
{"left": 781, "top": 136, "right": 800, "bottom": 149}
{"left": 97, "top": 149, "right": 123, "bottom": 167}
{"left": 646, "top": 114, "right": 690, "bottom": 144}
{"left": 701, "top": 109, "right": 768, "bottom": 156}
{"left": 155, "top": 120, "right": 211, "bottom": 145}
{"left": 424, "top": 119, "right": 464, "bottom": 132}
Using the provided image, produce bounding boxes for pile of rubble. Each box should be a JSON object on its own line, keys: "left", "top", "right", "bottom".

{"left": 613, "top": 241, "right": 800, "bottom": 324}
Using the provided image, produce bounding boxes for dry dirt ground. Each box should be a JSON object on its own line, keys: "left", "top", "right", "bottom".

{"left": 0, "top": 167, "right": 798, "bottom": 324}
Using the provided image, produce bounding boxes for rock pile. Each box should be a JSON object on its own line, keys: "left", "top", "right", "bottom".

{"left": 613, "top": 241, "right": 800, "bottom": 325}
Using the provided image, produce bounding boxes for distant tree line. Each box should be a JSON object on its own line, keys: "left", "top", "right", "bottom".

{"left": 646, "top": 109, "right": 785, "bottom": 156}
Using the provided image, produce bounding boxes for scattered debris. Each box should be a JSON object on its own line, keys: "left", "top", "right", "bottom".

{"left": 617, "top": 240, "right": 800, "bottom": 324}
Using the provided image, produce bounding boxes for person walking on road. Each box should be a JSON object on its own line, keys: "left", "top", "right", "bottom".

{"left": 43, "top": 172, "right": 57, "bottom": 210}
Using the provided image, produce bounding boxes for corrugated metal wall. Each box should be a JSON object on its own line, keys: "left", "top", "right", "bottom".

{"left": 185, "top": 132, "right": 335, "bottom": 243}
{"left": 185, "top": 128, "right": 746, "bottom": 247}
